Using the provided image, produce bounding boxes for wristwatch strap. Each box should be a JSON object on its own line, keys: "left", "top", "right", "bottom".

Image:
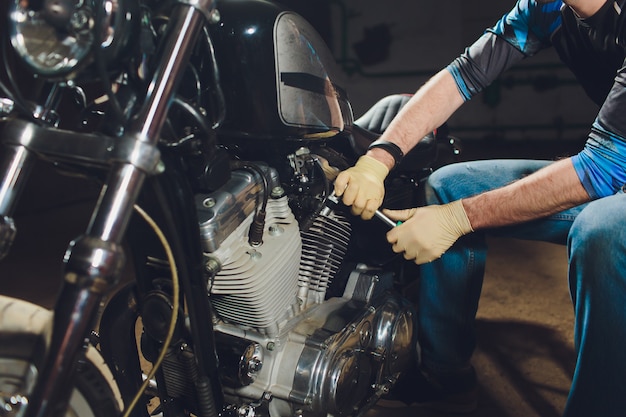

{"left": 367, "top": 139, "right": 404, "bottom": 170}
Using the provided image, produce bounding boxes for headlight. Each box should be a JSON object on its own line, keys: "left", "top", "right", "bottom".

{"left": 8, "top": 0, "right": 95, "bottom": 78}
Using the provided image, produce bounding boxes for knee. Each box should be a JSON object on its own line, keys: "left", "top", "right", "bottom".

{"left": 568, "top": 197, "right": 626, "bottom": 311}
{"left": 425, "top": 163, "right": 467, "bottom": 205}
{"left": 568, "top": 200, "right": 625, "bottom": 256}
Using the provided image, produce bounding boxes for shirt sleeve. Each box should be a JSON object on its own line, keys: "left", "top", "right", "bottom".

{"left": 571, "top": 62, "right": 626, "bottom": 199}
{"left": 446, "top": 0, "right": 561, "bottom": 101}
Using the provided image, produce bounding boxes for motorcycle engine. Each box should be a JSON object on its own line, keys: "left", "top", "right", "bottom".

{"left": 193, "top": 150, "right": 414, "bottom": 416}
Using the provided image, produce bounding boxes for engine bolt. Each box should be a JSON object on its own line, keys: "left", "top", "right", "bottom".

{"left": 295, "top": 147, "right": 310, "bottom": 156}
{"left": 203, "top": 198, "right": 216, "bottom": 208}
{"left": 271, "top": 186, "right": 285, "bottom": 198}
{"left": 266, "top": 342, "right": 275, "bottom": 351}
{"left": 205, "top": 258, "right": 221, "bottom": 274}
{"left": 268, "top": 224, "right": 283, "bottom": 236}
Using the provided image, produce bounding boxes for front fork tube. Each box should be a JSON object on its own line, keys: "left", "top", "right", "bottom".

{"left": 0, "top": 144, "right": 36, "bottom": 260}
{"left": 23, "top": 2, "right": 214, "bottom": 417}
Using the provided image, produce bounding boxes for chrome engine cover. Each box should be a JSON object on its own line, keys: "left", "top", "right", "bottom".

{"left": 215, "top": 270, "right": 414, "bottom": 417}
{"left": 196, "top": 162, "right": 414, "bottom": 416}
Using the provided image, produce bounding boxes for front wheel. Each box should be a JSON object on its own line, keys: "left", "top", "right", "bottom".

{"left": 0, "top": 295, "right": 123, "bottom": 417}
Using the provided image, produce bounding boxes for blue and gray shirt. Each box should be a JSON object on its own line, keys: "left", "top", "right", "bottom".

{"left": 447, "top": 0, "right": 626, "bottom": 199}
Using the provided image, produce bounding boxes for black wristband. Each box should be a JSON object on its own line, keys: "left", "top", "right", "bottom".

{"left": 367, "top": 139, "right": 404, "bottom": 170}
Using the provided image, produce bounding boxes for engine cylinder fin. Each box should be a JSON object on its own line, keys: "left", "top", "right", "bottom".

{"left": 208, "top": 197, "right": 302, "bottom": 335}
{"left": 299, "top": 209, "right": 351, "bottom": 300}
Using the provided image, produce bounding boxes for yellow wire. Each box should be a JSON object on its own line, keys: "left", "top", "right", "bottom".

{"left": 120, "top": 204, "right": 180, "bottom": 417}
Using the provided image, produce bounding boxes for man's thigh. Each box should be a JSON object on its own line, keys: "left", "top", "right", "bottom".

{"left": 426, "top": 159, "right": 585, "bottom": 244}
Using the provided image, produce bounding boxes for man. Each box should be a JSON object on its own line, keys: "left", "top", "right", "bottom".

{"left": 334, "top": 0, "right": 626, "bottom": 416}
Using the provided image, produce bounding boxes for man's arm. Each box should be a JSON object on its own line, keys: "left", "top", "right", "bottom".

{"left": 463, "top": 157, "right": 591, "bottom": 229}
{"left": 365, "top": 69, "right": 465, "bottom": 171}
{"left": 335, "top": 0, "right": 549, "bottom": 218}
{"left": 385, "top": 158, "right": 591, "bottom": 264}
{"left": 335, "top": 29, "right": 532, "bottom": 218}
{"left": 333, "top": 70, "right": 465, "bottom": 219}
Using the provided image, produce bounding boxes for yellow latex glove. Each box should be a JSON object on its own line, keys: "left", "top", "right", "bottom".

{"left": 384, "top": 200, "right": 473, "bottom": 264}
{"left": 334, "top": 155, "right": 389, "bottom": 220}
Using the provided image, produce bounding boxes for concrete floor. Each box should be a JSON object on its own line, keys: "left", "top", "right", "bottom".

{"left": 0, "top": 141, "right": 578, "bottom": 417}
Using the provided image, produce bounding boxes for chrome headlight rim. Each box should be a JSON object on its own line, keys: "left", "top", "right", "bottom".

{"left": 7, "top": 0, "right": 139, "bottom": 81}
{"left": 8, "top": 0, "right": 97, "bottom": 79}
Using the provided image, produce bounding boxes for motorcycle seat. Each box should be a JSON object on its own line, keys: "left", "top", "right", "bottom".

{"left": 351, "top": 94, "right": 439, "bottom": 171}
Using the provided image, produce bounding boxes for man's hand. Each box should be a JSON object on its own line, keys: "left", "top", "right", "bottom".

{"left": 334, "top": 155, "right": 389, "bottom": 220}
{"left": 384, "top": 200, "right": 473, "bottom": 264}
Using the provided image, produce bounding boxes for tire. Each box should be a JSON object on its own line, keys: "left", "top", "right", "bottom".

{"left": 0, "top": 295, "right": 124, "bottom": 417}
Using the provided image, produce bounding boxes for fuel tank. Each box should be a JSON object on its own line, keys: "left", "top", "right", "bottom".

{"left": 209, "top": 0, "right": 353, "bottom": 141}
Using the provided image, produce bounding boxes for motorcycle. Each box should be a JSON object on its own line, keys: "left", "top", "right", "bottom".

{"left": 0, "top": 0, "right": 450, "bottom": 416}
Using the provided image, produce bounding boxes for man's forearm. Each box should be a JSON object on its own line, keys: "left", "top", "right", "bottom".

{"left": 463, "top": 158, "right": 591, "bottom": 230}
{"left": 366, "top": 69, "right": 465, "bottom": 171}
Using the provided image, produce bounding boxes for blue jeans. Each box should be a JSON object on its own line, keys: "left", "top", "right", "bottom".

{"left": 420, "top": 159, "right": 626, "bottom": 417}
